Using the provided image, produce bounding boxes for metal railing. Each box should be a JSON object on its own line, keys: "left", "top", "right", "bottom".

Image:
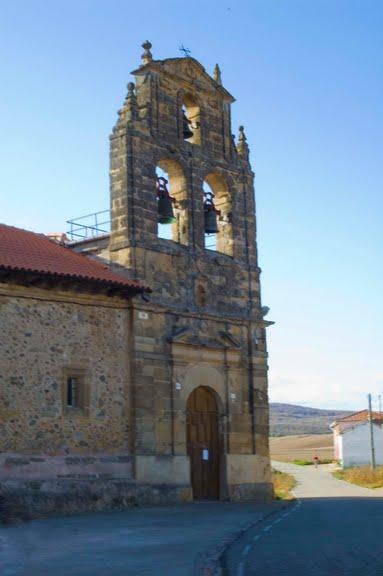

{"left": 66, "top": 210, "right": 110, "bottom": 241}
{"left": 66, "top": 209, "right": 219, "bottom": 249}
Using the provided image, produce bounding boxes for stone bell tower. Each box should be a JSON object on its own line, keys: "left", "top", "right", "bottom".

{"left": 107, "top": 42, "right": 272, "bottom": 501}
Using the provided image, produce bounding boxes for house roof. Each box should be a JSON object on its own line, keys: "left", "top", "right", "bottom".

{"left": 330, "top": 409, "right": 383, "bottom": 433}
{"left": 0, "top": 223, "right": 150, "bottom": 297}
{"left": 335, "top": 410, "right": 383, "bottom": 423}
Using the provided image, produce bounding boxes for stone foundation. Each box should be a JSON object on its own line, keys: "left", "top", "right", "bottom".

{"left": 0, "top": 452, "right": 133, "bottom": 481}
{"left": 0, "top": 452, "right": 272, "bottom": 520}
{"left": 0, "top": 478, "right": 192, "bottom": 521}
{"left": 0, "top": 475, "right": 273, "bottom": 522}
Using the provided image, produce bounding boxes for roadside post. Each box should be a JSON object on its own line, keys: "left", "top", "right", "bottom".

{"left": 368, "top": 393, "right": 376, "bottom": 470}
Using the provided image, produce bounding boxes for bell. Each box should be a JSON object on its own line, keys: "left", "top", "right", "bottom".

{"left": 182, "top": 110, "right": 193, "bottom": 140}
{"left": 157, "top": 176, "right": 176, "bottom": 224}
{"left": 204, "top": 208, "right": 219, "bottom": 234}
{"left": 203, "top": 190, "right": 220, "bottom": 234}
{"left": 158, "top": 195, "right": 176, "bottom": 224}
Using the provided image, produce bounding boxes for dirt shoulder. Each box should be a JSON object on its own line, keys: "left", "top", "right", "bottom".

{"left": 333, "top": 466, "right": 383, "bottom": 489}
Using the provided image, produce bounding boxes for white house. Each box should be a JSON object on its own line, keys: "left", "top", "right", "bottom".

{"left": 330, "top": 410, "right": 383, "bottom": 468}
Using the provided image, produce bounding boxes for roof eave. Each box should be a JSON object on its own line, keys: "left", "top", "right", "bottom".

{"left": 0, "top": 266, "right": 151, "bottom": 298}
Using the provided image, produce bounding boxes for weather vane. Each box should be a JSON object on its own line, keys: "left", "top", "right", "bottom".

{"left": 179, "top": 45, "right": 191, "bottom": 57}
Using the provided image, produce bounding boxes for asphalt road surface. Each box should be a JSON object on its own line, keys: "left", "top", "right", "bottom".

{"left": 223, "top": 461, "right": 383, "bottom": 576}
{"left": 0, "top": 500, "right": 283, "bottom": 576}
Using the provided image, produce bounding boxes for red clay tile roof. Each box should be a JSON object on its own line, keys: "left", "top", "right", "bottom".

{"left": 0, "top": 223, "right": 150, "bottom": 296}
{"left": 335, "top": 409, "right": 383, "bottom": 423}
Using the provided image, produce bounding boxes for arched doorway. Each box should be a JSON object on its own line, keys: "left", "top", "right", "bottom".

{"left": 186, "top": 386, "right": 220, "bottom": 500}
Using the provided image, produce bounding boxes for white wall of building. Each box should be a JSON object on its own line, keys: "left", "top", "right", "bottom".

{"left": 335, "top": 433, "right": 343, "bottom": 463}
{"left": 340, "top": 423, "right": 383, "bottom": 468}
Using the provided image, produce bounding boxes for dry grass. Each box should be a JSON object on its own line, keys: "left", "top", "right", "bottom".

{"left": 270, "top": 434, "right": 333, "bottom": 463}
{"left": 333, "top": 466, "right": 383, "bottom": 489}
{"left": 272, "top": 469, "right": 296, "bottom": 500}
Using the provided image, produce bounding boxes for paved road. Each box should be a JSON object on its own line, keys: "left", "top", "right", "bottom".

{"left": 0, "top": 500, "right": 283, "bottom": 576}
{"left": 223, "top": 462, "right": 383, "bottom": 576}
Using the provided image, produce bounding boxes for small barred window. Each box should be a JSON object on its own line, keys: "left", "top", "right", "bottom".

{"left": 63, "top": 370, "right": 88, "bottom": 414}
{"left": 67, "top": 376, "right": 80, "bottom": 408}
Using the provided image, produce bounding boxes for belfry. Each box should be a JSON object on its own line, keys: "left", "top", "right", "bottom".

{"left": 94, "top": 41, "right": 273, "bottom": 500}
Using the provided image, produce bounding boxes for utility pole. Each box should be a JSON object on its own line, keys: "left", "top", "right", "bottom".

{"left": 368, "top": 393, "right": 376, "bottom": 470}
{"left": 379, "top": 394, "right": 382, "bottom": 414}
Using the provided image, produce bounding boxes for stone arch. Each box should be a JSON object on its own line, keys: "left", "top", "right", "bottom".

{"left": 181, "top": 364, "right": 226, "bottom": 412}
{"left": 155, "top": 157, "right": 188, "bottom": 245}
{"left": 203, "top": 172, "right": 233, "bottom": 256}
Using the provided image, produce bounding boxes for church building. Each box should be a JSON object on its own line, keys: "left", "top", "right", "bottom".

{"left": 0, "top": 43, "right": 272, "bottom": 516}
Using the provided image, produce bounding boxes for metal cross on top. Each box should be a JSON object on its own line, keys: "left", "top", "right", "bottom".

{"left": 179, "top": 45, "right": 192, "bottom": 57}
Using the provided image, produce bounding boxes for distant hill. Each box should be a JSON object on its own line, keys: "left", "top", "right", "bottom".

{"left": 270, "top": 403, "right": 350, "bottom": 436}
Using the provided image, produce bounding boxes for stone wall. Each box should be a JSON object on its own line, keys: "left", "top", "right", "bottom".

{"left": 0, "top": 283, "right": 130, "bottom": 454}
{"left": 0, "top": 283, "right": 197, "bottom": 517}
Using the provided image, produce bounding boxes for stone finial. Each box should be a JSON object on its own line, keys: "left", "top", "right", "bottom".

{"left": 237, "top": 125, "right": 249, "bottom": 159}
{"left": 118, "top": 82, "right": 137, "bottom": 121}
{"left": 238, "top": 125, "right": 246, "bottom": 141}
{"left": 213, "top": 64, "right": 222, "bottom": 85}
{"left": 127, "top": 82, "right": 136, "bottom": 100}
{"left": 141, "top": 40, "right": 153, "bottom": 65}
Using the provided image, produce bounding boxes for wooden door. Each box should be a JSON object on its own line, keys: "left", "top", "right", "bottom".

{"left": 186, "top": 387, "right": 220, "bottom": 500}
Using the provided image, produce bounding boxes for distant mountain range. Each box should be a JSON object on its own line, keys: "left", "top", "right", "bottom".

{"left": 270, "top": 403, "right": 350, "bottom": 436}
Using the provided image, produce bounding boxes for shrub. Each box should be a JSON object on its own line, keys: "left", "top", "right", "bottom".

{"left": 272, "top": 469, "right": 296, "bottom": 500}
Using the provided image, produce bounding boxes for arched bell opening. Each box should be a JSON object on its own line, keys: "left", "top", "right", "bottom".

{"left": 203, "top": 173, "right": 233, "bottom": 256}
{"left": 156, "top": 159, "right": 188, "bottom": 245}
{"left": 181, "top": 93, "right": 201, "bottom": 145}
{"left": 186, "top": 386, "right": 222, "bottom": 500}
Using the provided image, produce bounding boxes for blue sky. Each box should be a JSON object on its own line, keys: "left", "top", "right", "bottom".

{"left": 1, "top": 0, "right": 382, "bottom": 410}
